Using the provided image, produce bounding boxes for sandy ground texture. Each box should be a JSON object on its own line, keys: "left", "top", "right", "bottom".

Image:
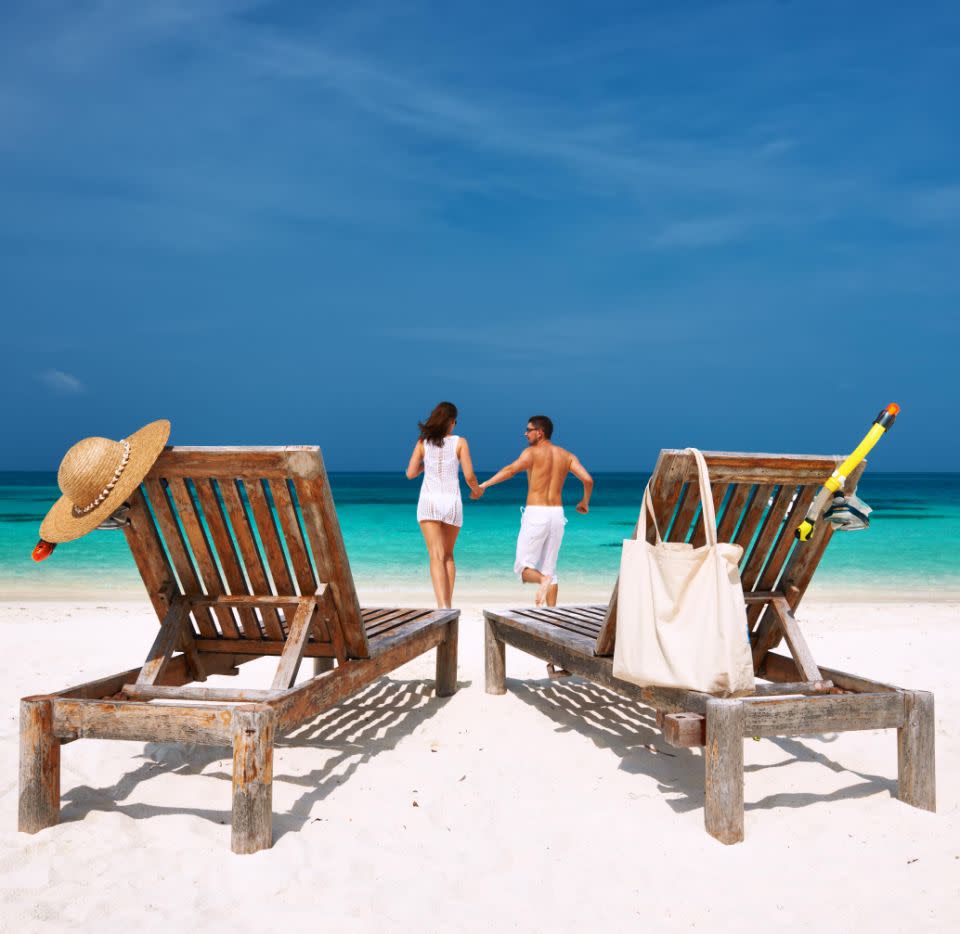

{"left": 0, "top": 593, "right": 957, "bottom": 932}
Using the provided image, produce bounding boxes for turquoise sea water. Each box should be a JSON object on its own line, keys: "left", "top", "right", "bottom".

{"left": 1, "top": 471, "right": 958, "bottom": 601}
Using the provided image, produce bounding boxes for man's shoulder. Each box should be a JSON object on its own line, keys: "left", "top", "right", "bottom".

{"left": 552, "top": 445, "right": 574, "bottom": 461}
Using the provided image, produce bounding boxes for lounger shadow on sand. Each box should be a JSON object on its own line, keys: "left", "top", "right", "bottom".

{"left": 483, "top": 449, "right": 936, "bottom": 844}
{"left": 56, "top": 677, "right": 462, "bottom": 843}
{"left": 510, "top": 673, "right": 898, "bottom": 814}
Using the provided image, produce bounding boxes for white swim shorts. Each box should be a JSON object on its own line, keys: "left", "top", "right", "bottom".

{"left": 514, "top": 506, "right": 567, "bottom": 585}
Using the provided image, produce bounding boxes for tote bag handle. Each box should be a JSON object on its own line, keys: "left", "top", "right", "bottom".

{"left": 686, "top": 448, "right": 719, "bottom": 547}
{"left": 635, "top": 484, "right": 662, "bottom": 544}
{"left": 636, "top": 448, "right": 718, "bottom": 547}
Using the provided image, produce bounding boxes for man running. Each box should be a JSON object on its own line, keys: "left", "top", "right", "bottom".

{"left": 473, "top": 415, "right": 593, "bottom": 606}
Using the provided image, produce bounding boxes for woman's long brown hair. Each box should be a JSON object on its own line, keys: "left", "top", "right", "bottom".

{"left": 418, "top": 401, "right": 458, "bottom": 446}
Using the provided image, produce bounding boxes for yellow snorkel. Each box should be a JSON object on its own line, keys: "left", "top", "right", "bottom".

{"left": 795, "top": 402, "right": 900, "bottom": 542}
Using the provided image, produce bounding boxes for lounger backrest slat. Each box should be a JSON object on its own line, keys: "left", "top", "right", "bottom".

{"left": 216, "top": 478, "right": 285, "bottom": 639}
{"left": 166, "top": 477, "right": 242, "bottom": 639}
{"left": 744, "top": 482, "right": 819, "bottom": 628}
{"left": 141, "top": 477, "right": 220, "bottom": 638}
{"left": 191, "top": 479, "right": 262, "bottom": 639}
{"left": 124, "top": 488, "right": 177, "bottom": 622}
{"left": 687, "top": 483, "right": 728, "bottom": 548}
{"left": 594, "top": 450, "right": 865, "bottom": 658}
{"left": 122, "top": 446, "right": 369, "bottom": 660}
{"left": 269, "top": 479, "right": 319, "bottom": 594}
{"left": 666, "top": 484, "right": 701, "bottom": 543}
{"left": 242, "top": 479, "right": 297, "bottom": 598}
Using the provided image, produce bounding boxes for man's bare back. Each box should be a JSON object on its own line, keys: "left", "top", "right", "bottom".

{"left": 521, "top": 443, "right": 577, "bottom": 507}
{"left": 475, "top": 420, "right": 593, "bottom": 512}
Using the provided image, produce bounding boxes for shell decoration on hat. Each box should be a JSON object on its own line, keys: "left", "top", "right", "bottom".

{"left": 38, "top": 419, "right": 171, "bottom": 544}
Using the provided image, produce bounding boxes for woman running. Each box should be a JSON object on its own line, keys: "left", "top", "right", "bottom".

{"left": 406, "top": 401, "right": 482, "bottom": 608}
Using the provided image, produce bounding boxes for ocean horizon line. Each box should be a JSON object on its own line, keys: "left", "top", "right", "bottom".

{"left": 4, "top": 468, "right": 960, "bottom": 479}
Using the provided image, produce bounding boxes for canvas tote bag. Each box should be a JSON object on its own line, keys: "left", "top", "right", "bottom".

{"left": 612, "top": 448, "right": 755, "bottom": 696}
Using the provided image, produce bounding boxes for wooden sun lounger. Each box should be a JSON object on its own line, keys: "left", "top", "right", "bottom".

{"left": 18, "top": 446, "right": 459, "bottom": 853}
{"left": 483, "top": 450, "right": 935, "bottom": 844}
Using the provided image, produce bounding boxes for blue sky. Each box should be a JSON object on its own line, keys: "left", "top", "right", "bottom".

{"left": 1, "top": 1, "right": 958, "bottom": 472}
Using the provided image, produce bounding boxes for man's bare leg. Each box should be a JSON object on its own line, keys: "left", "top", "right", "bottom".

{"left": 521, "top": 569, "right": 570, "bottom": 675}
{"left": 521, "top": 567, "right": 551, "bottom": 606}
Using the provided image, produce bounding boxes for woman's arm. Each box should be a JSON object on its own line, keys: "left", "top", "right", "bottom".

{"left": 457, "top": 437, "right": 482, "bottom": 496}
{"left": 405, "top": 440, "right": 425, "bottom": 480}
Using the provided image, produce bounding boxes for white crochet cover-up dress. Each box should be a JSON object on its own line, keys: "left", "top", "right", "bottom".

{"left": 416, "top": 435, "right": 463, "bottom": 527}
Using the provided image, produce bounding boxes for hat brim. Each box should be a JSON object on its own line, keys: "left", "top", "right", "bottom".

{"left": 40, "top": 419, "right": 171, "bottom": 543}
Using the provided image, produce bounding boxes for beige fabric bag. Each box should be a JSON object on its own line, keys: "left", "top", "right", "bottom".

{"left": 612, "top": 448, "right": 755, "bottom": 696}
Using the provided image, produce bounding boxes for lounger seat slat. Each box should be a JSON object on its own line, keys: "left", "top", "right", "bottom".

{"left": 548, "top": 606, "right": 604, "bottom": 627}
{"left": 365, "top": 609, "right": 433, "bottom": 638}
{"left": 512, "top": 608, "right": 600, "bottom": 640}
{"left": 363, "top": 607, "right": 415, "bottom": 628}
{"left": 491, "top": 609, "right": 597, "bottom": 656}
{"left": 366, "top": 610, "right": 447, "bottom": 645}
{"left": 362, "top": 607, "right": 401, "bottom": 623}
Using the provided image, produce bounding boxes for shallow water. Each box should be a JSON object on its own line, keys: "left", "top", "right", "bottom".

{"left": 2, "top": 471, "right": 958, "bottom": 601}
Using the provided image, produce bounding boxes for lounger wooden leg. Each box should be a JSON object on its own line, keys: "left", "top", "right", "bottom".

{"left": 704, "top": 699, "right": 745, "bottom": 845}
{"left": 18, "top": 696, "right": 60, "bottom": 834}
{"left": 898, "top": 691, "right": 936, "bottom": 812}
{"left": 231, "top": 706, "right": 275, "bottom": 854}
{"left": 484, "top": 618, "right": 506, "bottom": 695}
{"left": 312, "top": 657, "right": 336, "bottom": 676}
{"left": 436, "top": 619, "right": 459, "bottom": 697}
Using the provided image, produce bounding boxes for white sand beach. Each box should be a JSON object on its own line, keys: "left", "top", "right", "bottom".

{"left": 1, "top": 595, "right": 957, "bottom": 932}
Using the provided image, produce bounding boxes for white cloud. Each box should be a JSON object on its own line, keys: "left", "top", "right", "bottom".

{"left": 39, "top": 369, "right": 85, "bottom": 393}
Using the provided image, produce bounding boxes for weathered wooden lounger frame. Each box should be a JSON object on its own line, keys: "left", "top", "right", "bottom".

{"left": 18, "top": 446, "right": 459, "bottom": 853}
{"left": 483, "top": 450, "right": 935, "bottom": 844}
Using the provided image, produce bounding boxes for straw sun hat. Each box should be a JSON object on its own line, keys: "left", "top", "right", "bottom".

{"left": 39, "top": 419, "right": 171, "bottom": 543}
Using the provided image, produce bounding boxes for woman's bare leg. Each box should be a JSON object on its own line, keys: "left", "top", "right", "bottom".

{"left": 420, "top": 521, "right": 451, "bottom": 608}
{"left": 440, "top": 523, "right": 460, "bottom": 605}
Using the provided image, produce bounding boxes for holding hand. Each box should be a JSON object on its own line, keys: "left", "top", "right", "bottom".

{"left": 471, "top": 484, "right": 485, "bottom": 500}
{"left": 576, "top": 499, "right": 589, "bottom": 514}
